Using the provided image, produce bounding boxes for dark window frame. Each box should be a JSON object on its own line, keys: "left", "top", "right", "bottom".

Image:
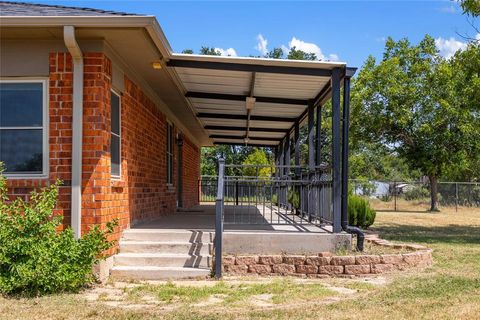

{"left": 166, "top": 122, "right": 174, "bottom": 185}
{"left": 0, "top": 79, "right": 48, "bottom": 178}
{"left": 110, "top": 90, "right": 121, "bottom": 179}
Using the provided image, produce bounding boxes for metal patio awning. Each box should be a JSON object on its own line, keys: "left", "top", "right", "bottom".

{"left": 167, "top": 54, "right": 356, "bottom": 147}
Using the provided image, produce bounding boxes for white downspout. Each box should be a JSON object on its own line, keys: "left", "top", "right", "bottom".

{"left": 64, "top": 26, "right": 83, "bottom": 239}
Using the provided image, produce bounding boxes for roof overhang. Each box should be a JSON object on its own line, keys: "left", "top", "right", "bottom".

{"left": 0, "top": 15, "right": 172, "bottom": 62}
{"left": 0, "top": 15, "right": 357, "bottom": 148}
{"left": 166, "top": 53, "right": 356, "bottom": 147}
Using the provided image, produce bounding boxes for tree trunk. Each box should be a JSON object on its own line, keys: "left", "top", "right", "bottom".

{"left": 429, "top": 175, "right": 439, "bottom": 212}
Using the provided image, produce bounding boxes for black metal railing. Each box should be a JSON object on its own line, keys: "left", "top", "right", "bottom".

{"left": 213, "top": 161, "right": 334, "bottom": 278}
{"left": 208, "top": 167, "right": 333, "bottom": 225}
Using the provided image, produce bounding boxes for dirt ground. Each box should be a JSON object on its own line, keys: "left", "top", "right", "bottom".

{"left": 1, "top": 208, "right": 479, "bottom": 319}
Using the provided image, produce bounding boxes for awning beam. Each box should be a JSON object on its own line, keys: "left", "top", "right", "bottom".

{"left": 213, "top": 142, "right": 276, "bottom": 148}
{"left": 198, "top": 113, "right": 296, "bottom": 122}
{"left": 209, "top": 134, "right": 281, "bottom": 141}
{"left": 205, "top": 125, "right": 289, "bottom": 133}
{"left": 186, "top": 91, "right": 309, "bottom": 106}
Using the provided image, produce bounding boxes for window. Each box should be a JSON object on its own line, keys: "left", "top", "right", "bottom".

{"left": 166, "top": 122, "right": 174, "bottom": 184}
{"left": 110, "top": 91, "right": 121, "bottom": 178}
{"left": 0, "top": 80, "right": 48, "bottom": 177}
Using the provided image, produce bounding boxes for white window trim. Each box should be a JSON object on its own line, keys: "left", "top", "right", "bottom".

{"left": 166, "top": 121, "right": 174, "bottom": 186}
{"left": 0, "top": 78, "right": 49, "bottom": 179}
{"left": 111, "top": 89, "right": 122, "bottom": 180}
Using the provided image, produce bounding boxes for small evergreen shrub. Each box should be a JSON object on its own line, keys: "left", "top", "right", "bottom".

{"left": 0, "top": 165, "right": 116, "bottom": 296}
{"left": 348, "top": 195, "right": 376, "bottom": 228}
{"left": 287, "top": 188, "right": 300, "bottom": 210}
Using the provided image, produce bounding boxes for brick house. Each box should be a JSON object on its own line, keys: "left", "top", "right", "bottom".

{"left": 1, "top": 2, "right": 359, "bottom": 279}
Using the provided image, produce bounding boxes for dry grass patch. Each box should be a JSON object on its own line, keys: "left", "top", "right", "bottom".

{"left": 124, "top": 279, "right": 336, "bottom": 307}
{"left": 1, "top": 208, "right": 479, "bottom": 319}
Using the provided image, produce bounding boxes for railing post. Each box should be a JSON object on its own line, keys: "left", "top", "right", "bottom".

{"left": 235, "top": 178, "right": 239, "bottom": 206}
{"left": 215, "top": 158, "right": 225, "bottom": 279}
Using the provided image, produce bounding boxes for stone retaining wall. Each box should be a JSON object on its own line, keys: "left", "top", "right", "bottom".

{"left": 222, "top": 235, "right": 432, "bottom": 277}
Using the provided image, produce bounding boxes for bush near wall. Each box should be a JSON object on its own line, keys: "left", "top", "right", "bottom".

{"left": 0, "top": 166, "right": 116, "bottom": 296}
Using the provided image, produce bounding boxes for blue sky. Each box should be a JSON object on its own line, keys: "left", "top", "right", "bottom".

{"left": 20, "top": 0, "right": 478, "bottom": 67}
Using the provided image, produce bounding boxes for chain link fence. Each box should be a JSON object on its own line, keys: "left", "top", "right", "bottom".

{"left": 204, "top": 177, "right": 480, "bottom": 212}
{"left": 350, "top": 180, "right": 480, "bottom": 211}
{"left": 350, "top": 180, "right": 480, "bottom": 212}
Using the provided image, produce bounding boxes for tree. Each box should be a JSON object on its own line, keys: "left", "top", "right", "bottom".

{"left": 441, "top": 43, "right": 480, "bottom": 181}
{"left": 181, "top": 49, "right": 194, "bottom": 54}
{"left": 460, "top": 0, "right": 480, "bottom": 16}
{"left": 199, "top": 47, "right": 221, "bottom": 56}
{"left": 265, "top": 48, "right": 284, "bottom": 59}
{"left": 242, "top": 148, "right": 272, "bottom": 178}
{"left": 201, "top": 145, "right": 271, "bottom": 177}
{"left": 287, "top": 46, "right": 317, "bottom": 61}
{"left": 349, "top": 143, "right": 420, "bottom": 182}
{"left": 351, "top": 35, "right": 480, "bottom": 211}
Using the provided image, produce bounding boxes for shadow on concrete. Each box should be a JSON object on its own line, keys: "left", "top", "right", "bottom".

{"left": 133, "top": 204, "right": 327, "bottom": 232}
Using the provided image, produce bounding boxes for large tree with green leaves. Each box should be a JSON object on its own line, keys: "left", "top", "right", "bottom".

{"left": 460, "top": 0, "right": 480, "bottom": 16}
{"left": 351, "top": 35, "right": 480, "bottom": 211}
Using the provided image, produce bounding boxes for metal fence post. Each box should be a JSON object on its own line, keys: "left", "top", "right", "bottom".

{"left": 455, "top": 182, "right": 459, "bottom": 212}
{"left": 393, "top": 181, "right": 397, "bottom": 211}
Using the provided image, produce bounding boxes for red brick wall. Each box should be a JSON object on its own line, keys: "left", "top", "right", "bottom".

{"left": 4, "top": 51, "right": 201, "bottom": 254}
{"left": 6, "top": 52, "right": 73, "bottom": 226}
{"left": 182, "top": 137, "right": 200, "bottom": 208}
{"left": 120, "top": 76, "right": 177, "bottom": 224}
{"left": 80, "top": 53, "right": 128, "bottom": 249}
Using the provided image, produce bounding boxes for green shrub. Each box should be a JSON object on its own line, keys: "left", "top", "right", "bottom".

{"left": 403, "top": 185, "right": 430, "bottom": 201}
{"left": 271, "top": 194, "right": 278, "bottom": 206}
{"left": 348, "top": 195, "right": 376, "bottom": 228}
{"left": 287, "top": 188, "right": 300, "bottom": 210}
{"left": 380, "top": 194, "right": 392, "bottom": 202}
{"left": 0, "top": 165, "right": 116, "bottom": 296}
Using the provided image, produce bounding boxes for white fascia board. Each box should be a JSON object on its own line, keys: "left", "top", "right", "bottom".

{"left": 0, "top": 16, "right": 156, "bottom": 27}
{"left": 169, "top": 52, "right": 347, "bottom": 69}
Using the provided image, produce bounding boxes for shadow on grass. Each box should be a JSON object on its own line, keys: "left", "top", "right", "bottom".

{"left": 375, "top": 209, "right": 430, "bottom": 214}
{"left": 372, "top": 224, "right": 480, "bottom": 245}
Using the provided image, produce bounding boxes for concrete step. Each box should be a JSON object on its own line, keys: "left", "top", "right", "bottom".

{"left": 114, "top": 253, "right": 211, "bottom": 268}
{"left": 122, "top": 229, "right": 213, "bottom": 243}
{"left": 119, "top": 241, "right": 213, "bottom": 255}
{"left": 110, "top": 266, "right": 211, "bottom": 280}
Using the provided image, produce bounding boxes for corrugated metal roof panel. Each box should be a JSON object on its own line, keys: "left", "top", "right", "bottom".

{"left": 214, "top": 139, "right": 278, "bottom": 146}
{"left": 168, "top": 53, "right": 348, "bottom": 146}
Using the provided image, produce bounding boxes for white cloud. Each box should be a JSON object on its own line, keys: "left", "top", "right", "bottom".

{"left": 255, "top": 34, "right": 268, "bottom": 55}
{"left": 289, "top": 37, "right": 323, "bottom": 58}
{"left": 214, "top": 47, "right": 237, "bottom": 57}
{"left": 476, "top": 33, "right": 480, "bottom": 41}
{"left": 328, "top": 53, "right": 340, "bottom": 61}
{"left": 435, "top": 37, "right": 467, "bottom": 59}
{"left": 284, "top": 36, "right": 339, "bottom": 61}
{"left": 439, "top": 5, "right": 457, "bottom": 14}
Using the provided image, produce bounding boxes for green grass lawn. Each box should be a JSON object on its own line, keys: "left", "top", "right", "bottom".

{"left": 1, "top": 208, "right": 479, "bottom": 319}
